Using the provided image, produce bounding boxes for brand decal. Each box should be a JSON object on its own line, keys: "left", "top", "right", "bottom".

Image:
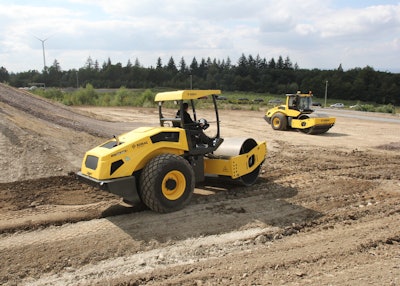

{"left": 136, "top": 141, "right": 148, "bottom": 148}
{"left": 111, "top": 150, "right": 127, "bottom": 157}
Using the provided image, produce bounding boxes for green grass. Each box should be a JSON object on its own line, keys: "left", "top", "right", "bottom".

{"left": 32, "top": 87, "right": 397, "bottom": 114}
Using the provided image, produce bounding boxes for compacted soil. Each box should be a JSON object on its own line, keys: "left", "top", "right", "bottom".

{"left": 0, "top": 83, "right": 399, "bottom": 285}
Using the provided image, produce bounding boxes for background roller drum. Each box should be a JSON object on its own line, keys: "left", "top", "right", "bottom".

{"left": 297, "top": 114, "right": 312, "bottom": 134}
{"left": 139, "top": 154, "right": 195, "bottom": 213}
{"left": 297, "top": 114, "right": 334, "bottom": 135}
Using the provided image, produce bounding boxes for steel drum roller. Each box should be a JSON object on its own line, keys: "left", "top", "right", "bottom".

{"left": 212, "top": 138, "right": 260, "bottom": 186}
{"left": 213, "top": 138, "right": 258, "bottom": 158}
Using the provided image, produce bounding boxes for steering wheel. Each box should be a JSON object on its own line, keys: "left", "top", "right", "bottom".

{"left": 197, "top": 118, "right": 209, "bottom": 130}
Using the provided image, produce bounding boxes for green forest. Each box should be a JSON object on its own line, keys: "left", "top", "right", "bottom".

{"left": 0, "top": 54, "right": 399, "bottom": 105}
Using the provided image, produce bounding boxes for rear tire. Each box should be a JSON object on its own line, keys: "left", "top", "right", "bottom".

{"left": 139, "top": 154, "right": 195, "bottom": 213}
{"left": 271, "top": 113, "right": 287, "bottom": 131}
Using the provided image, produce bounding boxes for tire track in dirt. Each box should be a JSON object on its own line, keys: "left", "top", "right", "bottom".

{"left": 0, "top": 119, "right": 26, "bottom": 181}
{"left": 0, "top": 201, "right": 119, "bottom": 234}
{"left": 112, "top": 213, "right": 400, "bottom": 286}
{"left": 1, "top": 169, "right": 399, "bottom": 285}
{"left": 0, "top": 181, "right": 302, "bottom": 249}
{"left": 0, "top": 128, "right": 13, "bottom": 180}
{"left": 19, "top": 213, "right": 400, "bottom": 286}
{"left": 0, "top": 182, "right": 316, "bottom": 285}
{"left": 23, "top": 227, "right": 274, "bottom": 286}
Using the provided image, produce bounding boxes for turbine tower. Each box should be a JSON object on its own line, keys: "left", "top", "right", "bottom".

{"left": 35, "top": 36, "right": 49, "bottom": 71}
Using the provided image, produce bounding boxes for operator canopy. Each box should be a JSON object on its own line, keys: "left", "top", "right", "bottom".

{"left": 155, "top": 90, "right": 221, "bottom": 102}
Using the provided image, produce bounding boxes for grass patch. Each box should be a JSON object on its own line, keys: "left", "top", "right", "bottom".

{"left": 32, "top": 87, "right": 397, "bottom": 114}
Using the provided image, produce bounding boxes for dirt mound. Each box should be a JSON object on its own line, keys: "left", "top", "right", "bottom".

{"left": 376, "top": 141, "right": 400, "bottom": 151}
{"left": 0, "top": 84, "right": 142, "bottom": 183}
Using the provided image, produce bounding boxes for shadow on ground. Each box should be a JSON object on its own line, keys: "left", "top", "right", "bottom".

{"left": 104, "top": 178, "right": 322, "bottom": 243}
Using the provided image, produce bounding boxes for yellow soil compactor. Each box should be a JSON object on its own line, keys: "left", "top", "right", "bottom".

{"left": 264, "top": 92, "right": 335, "bottom": 135}
{"left": 77, "top": 90, "right": 266, "bottom": 213}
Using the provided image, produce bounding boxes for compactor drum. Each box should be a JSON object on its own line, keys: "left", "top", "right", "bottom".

{"left": 211, "top": 138, "right": 262, "bottom": 186}
{"left": 78, "top": 90, "right": 266, "bottom": 213}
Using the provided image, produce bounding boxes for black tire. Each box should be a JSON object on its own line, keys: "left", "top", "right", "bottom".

{"left": 271, "top": 113, "right": 287, "bottom": 131}
{"left": 139, "top": 154, "right": 195, "bottom": 213}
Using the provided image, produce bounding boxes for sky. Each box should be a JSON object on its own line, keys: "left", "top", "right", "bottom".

{"left": 0, "top": 0, "right": 399, "bottom": 73}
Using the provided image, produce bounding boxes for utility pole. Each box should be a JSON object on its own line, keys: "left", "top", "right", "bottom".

{"left": 76, "top": 71, "right": 79, "bottom": 89}
{"left": 324, "top": 80, "right": 328, "bottom": 108}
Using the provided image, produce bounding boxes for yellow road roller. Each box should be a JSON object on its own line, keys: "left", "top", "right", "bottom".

{"left": 264, "top": 91, "right": 335, "bottom": 135}
{"left": 77, "top": 90, "right": 266, "bottom": 213}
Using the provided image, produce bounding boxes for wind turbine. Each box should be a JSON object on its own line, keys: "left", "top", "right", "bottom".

{"left": 34, "top": 36, "right": 50, "bottom": 71}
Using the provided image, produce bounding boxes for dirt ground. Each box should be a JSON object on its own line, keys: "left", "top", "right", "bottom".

{"left": 1, "top": 83, "right": 399, "bottom": 286}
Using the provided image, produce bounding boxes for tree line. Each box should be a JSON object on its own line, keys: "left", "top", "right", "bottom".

{"left": 1, "top": 54, "right": 399, "bottom": 105}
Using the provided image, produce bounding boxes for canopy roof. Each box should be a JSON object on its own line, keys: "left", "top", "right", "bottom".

{"left": 286, "top": 93, "right": 313, "bottom": 97}
{"left": 286, "top": 91, "right": 313, "bottom": 97}
{"left": 155, "top": 90, "right": 221, "bottom": 102}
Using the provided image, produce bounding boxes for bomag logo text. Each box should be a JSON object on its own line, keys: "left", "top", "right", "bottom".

{"left": 136, "top": 141, "right": 148, "bottom": 148}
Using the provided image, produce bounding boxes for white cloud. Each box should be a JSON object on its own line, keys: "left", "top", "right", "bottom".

{"left": 0, "top": 1, "right": 399, "bottom": 73}
{"left": 319, "top": 4, "right": 400, "bottom": 38}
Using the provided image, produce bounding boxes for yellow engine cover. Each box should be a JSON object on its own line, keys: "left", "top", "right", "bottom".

{"left": 80, "top": 127, "right": 188, "bottom": 180}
